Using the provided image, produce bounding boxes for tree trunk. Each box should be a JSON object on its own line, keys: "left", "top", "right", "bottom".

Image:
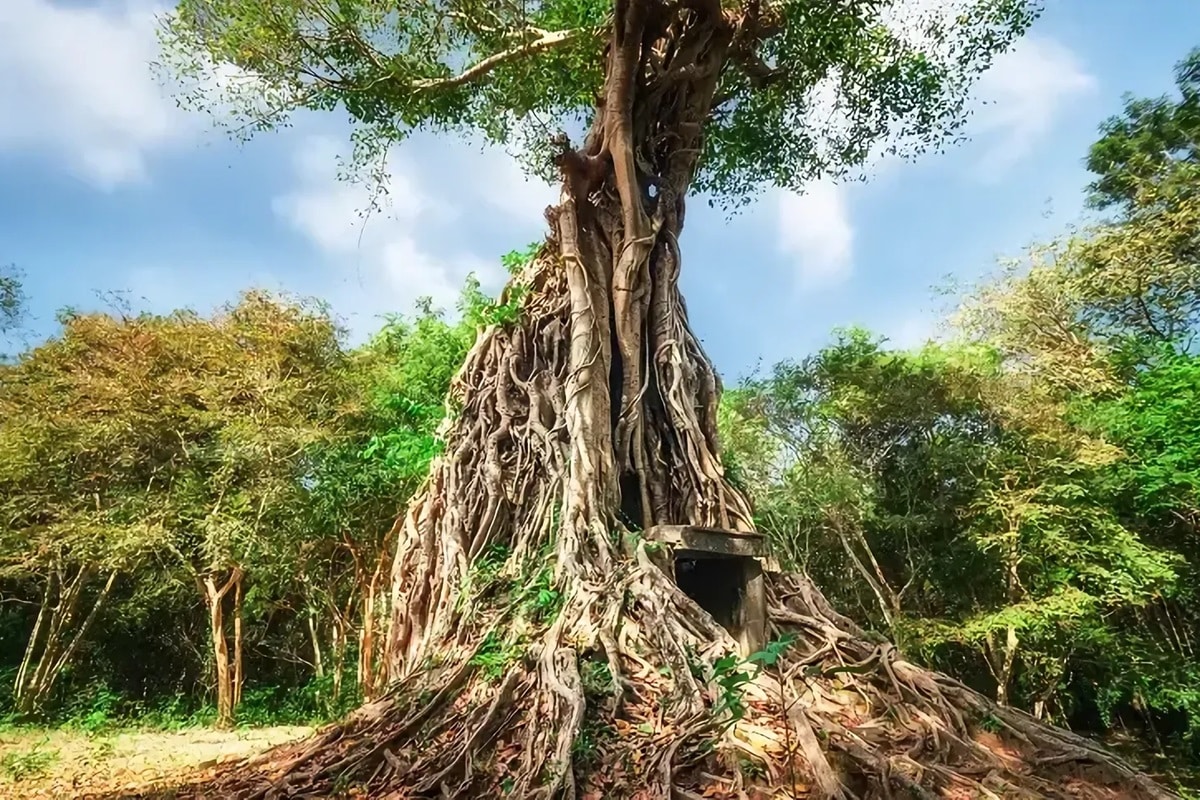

{"left": 177, "top": 4, "right": 1175, "bottom": 799}
{"left": 357, "top": 535, "right": 390, "bottom": 701}
{"left": 985, "top": 626, "right": 1019, "bottom": 707}
{"left": 12, "top": 575, "right": 52, "bottom": 713}
{"left": 832, "top": 517, "right": 899, "bottom": 633}
{"left": 357, "top": 582, "right": 377, "bottom": 701}
{"left": 331, "top": 611, "right": 346, "bottom": 704}
{"left": 20, "top": 562, "right": 89, "bottom": 713}
{"left": 205, "top": 576, "right": 232, "bottom": 728}
{"left": 308, "top": 613, "right": 325, "bottom": 679}
{"left": 14, "top": 562, "right": 115, "bottom": 716}
{"left": 232, "top": 573, "right": 244, "bottom": 711}
{"left": 202, "top": 568, "right": 243, "bottom": 728}
{"left": 993, "top": 509, "right": 1024, "bottom": 707}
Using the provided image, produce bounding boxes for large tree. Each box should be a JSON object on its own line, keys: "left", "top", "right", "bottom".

{"left": 160, "top": 1, "right": 1174, "bottom": 797}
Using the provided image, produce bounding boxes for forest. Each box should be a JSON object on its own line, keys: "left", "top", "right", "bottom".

{"left": 1, "top": 1, "right": 1199, "bottom": 799}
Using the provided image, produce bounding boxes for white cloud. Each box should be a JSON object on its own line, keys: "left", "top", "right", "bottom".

{"left": 884, "top": 310, "right": 943, "bottom": 351}
{"left": 970, "top": 36, "right": 1096, "bottom": 176}
{"left": 467, "top": 145, "right": 558, "bottom": 223}
{"left": 880, "top": 0, "right": 970, "bottom": 56}
{"left": 875, "top": 6, "right": 1097, "bottom": 182}
{"left": 776, "top": 181, "right": 855, "bottom": 289}
{"left": 0, "top": 0, "right": 202, "bottom": 188}
{"left": 273, "top": 136, "right": 499, "bottom": 323}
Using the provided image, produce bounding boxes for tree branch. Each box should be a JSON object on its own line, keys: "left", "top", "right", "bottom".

{"left": 734, "top": 50, "right": 789, "bottom": 88}
{"left": 710, "top": 0, "right": 787, "bottom": 108}
{"left": 412, "top": 27, "right": 594, "bottom": 92}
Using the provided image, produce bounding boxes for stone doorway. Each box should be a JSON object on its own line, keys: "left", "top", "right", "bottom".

{"left": 646, "top": 525, "right": 768, "bottom": 656}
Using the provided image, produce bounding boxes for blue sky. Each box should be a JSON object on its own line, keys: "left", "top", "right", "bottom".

{"left": 1, "top": 1, "right": 1198, "bottom": 381}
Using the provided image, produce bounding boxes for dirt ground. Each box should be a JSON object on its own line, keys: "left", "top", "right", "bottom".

{"left": 0, "top": 724, "right": 312, "bottom": 799}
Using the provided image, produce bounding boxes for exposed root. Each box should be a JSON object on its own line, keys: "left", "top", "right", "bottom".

{"left": 99, "top": 563, "right": 1177, "bottom": 800}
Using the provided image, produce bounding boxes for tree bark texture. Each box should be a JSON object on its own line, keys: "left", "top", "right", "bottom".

{"left": 139, "top": 3, "right": 1176, "bottom": 798}
{"left": 203, "top": 568, "right": 244, "bottom": 728}
{"left": 352, "top": 532, "right": 391, "bottom": 701}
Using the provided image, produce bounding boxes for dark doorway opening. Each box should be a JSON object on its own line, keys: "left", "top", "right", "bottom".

{"left": 618, "top": 472, "right": 644, "bottom": 531}
{"left": 674, "top": 555, "right": 743, "bottom": 633}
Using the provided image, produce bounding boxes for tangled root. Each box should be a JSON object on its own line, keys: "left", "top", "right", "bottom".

{"left": 99, "top": 565, "right": 1175, "bottom": 800}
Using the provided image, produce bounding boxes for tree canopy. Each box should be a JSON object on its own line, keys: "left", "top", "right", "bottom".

{"left": 0, "top": 287, "right": 482, "bottom": 725}
{"left": 1087, "top": 46, "right": 1200, "bottom": 212}
{"left": 163, "top": 0, "right": 1040, "bottom": 201}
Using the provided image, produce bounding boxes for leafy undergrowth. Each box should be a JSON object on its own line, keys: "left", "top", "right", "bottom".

{"left": 0, "top": 724, "right": 311, "bottom": 799}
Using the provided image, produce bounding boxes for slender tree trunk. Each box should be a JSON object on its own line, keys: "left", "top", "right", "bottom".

{"left": 13, "top": 576, "right": 51, "bottom": 711}
{"left": 1033, "top": 658, "right": 1066, "bottom": 721}
{"left": 357, "top": 585, "right": 376, "bottom": 701}
{"left": 14, "top": 563, "right": 114, "bottom": 716}
{"left": 23, "top": 562, "right": 89, "bottom": 709}
{"left": 205, "top": 576, "right": 232, "bottom": 727}
{"left": 357, "top": 541, "right": 390, "bottom": 700}
{"left": 997, "top": 513, "right": 1023, "bottom": 706}
{"left": 232, "top": 573, "right": 244, "bottom": 711}
{"left": 41, "top": 570, "right": 116, "bottom": 700}
{"left": 308, "top": 614, "right": 325, "bottom": 679}
{"left": 330, "top": 613, "right": 345, "bottom": 704}
{"left": 832, "top": 517, "right": 899, "bottom": 632}
{"left": 986, "top": 625, "right": 1019, "bottom": 707}
{"left": 308, "top": 612, "right": 327, "bottom": 710}
{"left": 202, "top": 568, "right": 243, "bottom": 728}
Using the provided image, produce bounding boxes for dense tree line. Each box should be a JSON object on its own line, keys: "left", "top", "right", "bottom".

{"left": 0, "top": 281, "right": 500, "bottom": 727}
{"left": 722, "top": 48, "right": 1200, "bottom": 783}
{"left": 0, "top": 36, "right": 1197, "bottom": 794}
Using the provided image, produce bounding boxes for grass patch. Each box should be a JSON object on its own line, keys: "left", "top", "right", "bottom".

{"left": 0, "top": 740, "right": 57, "bottom": 782}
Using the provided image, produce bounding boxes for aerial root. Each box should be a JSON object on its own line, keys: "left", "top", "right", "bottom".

{"left": 235, "top": 573, "right": 1169, "bottom": 800}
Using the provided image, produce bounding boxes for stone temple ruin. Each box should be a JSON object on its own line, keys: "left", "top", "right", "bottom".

{"left": 645, "top": 525, "right": 769, "bottom": 656}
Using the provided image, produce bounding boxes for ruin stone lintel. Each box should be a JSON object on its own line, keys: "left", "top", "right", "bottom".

{"left": 645, "top": 525, "right": 769, "bottom": 559}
